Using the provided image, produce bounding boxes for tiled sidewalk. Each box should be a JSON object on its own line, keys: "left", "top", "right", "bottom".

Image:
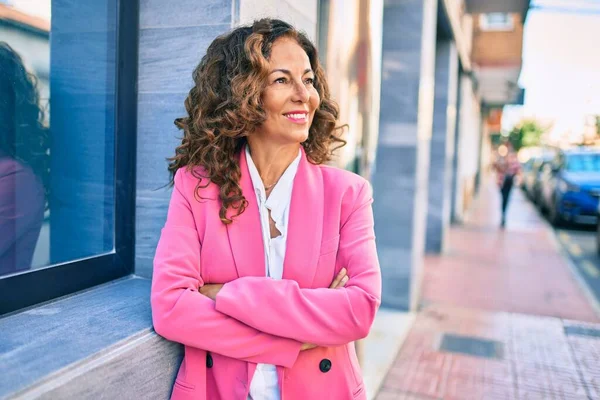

{"left": 375, "top": 180, "right": 600, "bottom": 400}
{"left": 422, "top": 182, "right": 599, "bottom": 322}
{"left": 377, "top": 306, "right": 600, "bottom": 399}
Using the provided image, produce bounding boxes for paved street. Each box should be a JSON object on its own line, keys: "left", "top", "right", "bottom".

{"left": 553, "top": 224, "right": 600, "bottom": 311}
{"left": 375, "top": 178, "right": 600, "bottom": 400}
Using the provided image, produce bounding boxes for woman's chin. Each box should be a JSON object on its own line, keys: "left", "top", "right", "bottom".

{"left": 292, "top": 130, "right": 310, "bottom": 144}
{"left": 277, "top": 134, "right": 308, "bottom": 146}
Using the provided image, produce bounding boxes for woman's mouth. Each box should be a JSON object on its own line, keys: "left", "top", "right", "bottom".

{"left": 283, "top": 112, "right": 309, "bottom": 124}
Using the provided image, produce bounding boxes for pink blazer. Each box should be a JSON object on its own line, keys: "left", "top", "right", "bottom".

{"left": 151, "top": 147, "right": 381, "bottom": 400}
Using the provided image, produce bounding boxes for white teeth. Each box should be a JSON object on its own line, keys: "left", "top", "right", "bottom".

{"left": 286, "top": 113, "right": 307, "bottom": 120}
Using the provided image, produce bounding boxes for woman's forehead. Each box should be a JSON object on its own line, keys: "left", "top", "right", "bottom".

{"left": 268, "top": 38, "right": 311, "bottom": 69}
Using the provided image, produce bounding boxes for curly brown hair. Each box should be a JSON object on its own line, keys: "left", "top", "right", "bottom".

{"left": 169, "top": 18, "right": 345, "bottom": 224}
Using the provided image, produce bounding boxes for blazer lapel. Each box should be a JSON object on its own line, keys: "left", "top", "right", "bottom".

{"left": 282, "top": 148, "right": 323, "bottom": 288}
{"left": 225, "top": 148, "right": 266, "bottom": 278}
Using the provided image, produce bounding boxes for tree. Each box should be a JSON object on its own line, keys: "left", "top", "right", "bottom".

{"left": 507, "top": 119, "right": 548, "bottom": 150}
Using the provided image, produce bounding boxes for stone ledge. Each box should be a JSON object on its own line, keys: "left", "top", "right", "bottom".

{"left": 0, "top": 276, "right": 181, "bottom": 399}
{"left": 15, "top": 331, "right": 181, "bottom": 399}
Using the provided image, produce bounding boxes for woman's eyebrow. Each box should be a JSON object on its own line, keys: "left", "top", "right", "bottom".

{"left": 269, "top": 68, "right": 314, "bottom": 75}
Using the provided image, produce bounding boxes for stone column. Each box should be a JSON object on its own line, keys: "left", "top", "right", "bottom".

{"left": 372, "top": 0, "right": 437, "bottom": 310}
{"left": 425, "top": 40, "right": 458, "bottom": 254}
{"left": 452, "top": 73, "right": 477, "bottom": 222}
{"left": 450, "top": 67, "right": 463, "bottom": 223}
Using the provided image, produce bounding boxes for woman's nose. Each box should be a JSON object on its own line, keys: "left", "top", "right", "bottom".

{"left": 292, "top": 81, "right": 310, "bottom": 102}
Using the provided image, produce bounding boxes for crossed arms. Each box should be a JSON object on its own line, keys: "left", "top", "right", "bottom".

{"left": 150, "top": 170, "right": 381, "bottom": 368}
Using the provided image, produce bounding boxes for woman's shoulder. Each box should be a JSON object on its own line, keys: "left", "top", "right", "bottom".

{"left": 0, "top": 155, "right": 26, "bottom": 177}
{"left": 0, "top": 156, "right": 41, "bottom": 186}
{"left": 318, "top": 164, "right": 371, "bottom": 200}
{"left": 173, "top": 165, "right": 219, "bottom": 199}
{"left": 319, "top": 164, "right": 368, "bottom": 185}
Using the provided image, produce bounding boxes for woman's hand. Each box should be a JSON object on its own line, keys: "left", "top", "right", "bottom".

{"left": 301, "top": 343, "right": 317, "bottom": 351}
{"left": 301, "top": 268, "right": 349, "bottom": 351}
{"left": 199, "top": 283, "right": 224, "bottom": 301}
{"left": 329, "top": 268, "right": 349, "bottom": 289}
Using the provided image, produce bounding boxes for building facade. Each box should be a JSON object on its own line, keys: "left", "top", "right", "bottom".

{"left": 0, "top": 0, "right": 528, "bottom": 398}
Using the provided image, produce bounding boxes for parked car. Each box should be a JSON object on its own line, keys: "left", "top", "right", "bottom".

{"left": 597, "top": 204, "right": 600, "bottom": 254}
{"left": 539, "top": 148, "right": 600, "bottom": 226}
{"left": 537, "top": 162, "right": 556, "bottom": 212}
{"left": 522, "top": 151, "right": 556, "bottom": 203}
{"left": 521, "top": 158, "right": 534, "bottom": 191}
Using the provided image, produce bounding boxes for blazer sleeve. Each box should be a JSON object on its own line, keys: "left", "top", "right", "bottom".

{"left": 151, "top": 168, "right": 302, "bottom": 367}
{"left": 215, "top": 180, "right": 382, "bottom": 347}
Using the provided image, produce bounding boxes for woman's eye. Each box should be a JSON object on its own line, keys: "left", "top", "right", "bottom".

{"left": 305, "top": 77, "right": 315, "bottom": 85}
{"left": 274, "top": 77, "right": 287, "bottom": 84}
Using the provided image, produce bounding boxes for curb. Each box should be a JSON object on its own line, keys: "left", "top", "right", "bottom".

{"left": 363, "top": 311, "right": 416, "bottom": 400}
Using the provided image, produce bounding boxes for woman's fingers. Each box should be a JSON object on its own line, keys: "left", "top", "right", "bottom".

{"left": 198, "top": 283, "right": 223, "bottom": 301}
{"left": 329, "top": 268, "right": 349, "bottom": 289}
{"left": 301, "top": 343, "right": 317, "bottom": 351}
{"left": 329, "top": 268, "right": 346, "bottom": 288}
{"left": 340, "top": 275, "right": 349, "bottom": 287}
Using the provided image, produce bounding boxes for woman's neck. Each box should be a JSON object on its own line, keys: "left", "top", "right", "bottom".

{"left": 246, "top": 139, "right": 300, "bottom": 188}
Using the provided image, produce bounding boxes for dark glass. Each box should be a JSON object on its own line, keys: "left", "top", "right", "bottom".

{"left": 0, "top": 0, "right": 137, "bottom": 314}
{"left": 0, "top": 0, "right": 116, "bottom": 277}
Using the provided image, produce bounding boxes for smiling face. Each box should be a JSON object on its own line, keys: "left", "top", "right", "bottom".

{"left": 253, "top": 37, "right": 320, "bottom": 146}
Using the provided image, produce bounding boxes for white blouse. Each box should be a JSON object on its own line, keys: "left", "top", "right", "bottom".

{"left": 245, "top": 146, "right": 301, "bottom": 400}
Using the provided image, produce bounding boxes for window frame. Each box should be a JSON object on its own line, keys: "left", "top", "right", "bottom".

{"left": 0, "top": 0, "right": 139, "bottom": 316}
{"left": 479, "top": 13, "right": 514, "bottom": 32}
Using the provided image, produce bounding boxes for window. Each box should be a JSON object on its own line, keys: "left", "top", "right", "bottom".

{"left": 479, "top": 13, "right": 514, "bottom": 31}
{"left": 566, "top": 154, "right": 600, "bottom": 173}
{"left": 0, "top": 0, "right": 138, "bottom": 315}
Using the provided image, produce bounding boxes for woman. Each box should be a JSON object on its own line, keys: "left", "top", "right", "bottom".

{"left": 494, "top": 150, "right": 521, "bottom": 228}
{"left": 151, "top": 19, "right": 381, "bottom": 400}
{"left": 0, "top": 42, "right": 48, "bottom": 275}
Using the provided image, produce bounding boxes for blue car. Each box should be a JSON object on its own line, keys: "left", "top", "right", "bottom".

{"left": 539, "top": 148, "right": 600, "bottom": 226}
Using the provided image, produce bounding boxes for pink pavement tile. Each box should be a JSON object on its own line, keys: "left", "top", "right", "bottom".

{"left": 379, "top": 306, "right": 600, "bottom": 400}
{"left": 374, "top": 389, "right": 400, "bottom": 400}
{"left": 381, "top": 361, "right": 447, "bottom": 399}
{"left": 443, "top": 374, "right": 516, "bottom": 400}
{"left": 446, "top": 354, "right": 513, "bottom": 385}
{"left": 376, "top": 390, "right": 439, "bottom": 400}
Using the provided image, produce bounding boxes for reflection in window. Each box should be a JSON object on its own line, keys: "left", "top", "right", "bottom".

{"left": 0, "top": 2, "right": 49, "bottom": 276}
{"left": 0, "top": 0, "right": 117, "bottom": 277}
{"left": 0, "top": 42, "right": 48, "bottom": 275}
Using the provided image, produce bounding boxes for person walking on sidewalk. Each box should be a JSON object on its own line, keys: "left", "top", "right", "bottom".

{"left": 151, "top": 19, "right": 382, "bottom": 400}
{"left": 494, "top": 150, "right": 521, "bottom": 228}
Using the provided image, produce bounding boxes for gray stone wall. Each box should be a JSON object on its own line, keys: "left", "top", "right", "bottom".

{"left": 239, "top": 0, "right": 318, "bottom": 40}
{"left": 135, "top": 0, "right": 234, "bottom": 278}
{"left": 373, "top": 0, "right": 437, "bottom": 310}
